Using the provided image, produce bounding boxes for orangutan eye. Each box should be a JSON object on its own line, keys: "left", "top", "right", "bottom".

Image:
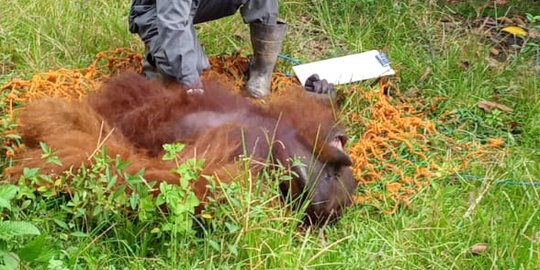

{"left": 324, "top": 170, "right": 332, "bottom": 178}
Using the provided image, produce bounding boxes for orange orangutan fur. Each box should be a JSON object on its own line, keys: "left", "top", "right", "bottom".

{"left": 6, "top": 72, "right": 352, "bottom": 216}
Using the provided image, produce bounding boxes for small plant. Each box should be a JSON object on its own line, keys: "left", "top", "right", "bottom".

{"left": 525, "top": 13, "right": 540, "bottom": 26}
{"left": 157, "top": 143, "right": 203, "bottom": 235}
{"left": 38, "top": 142, "right": 62, "bottom": 167}
{"left": 8, "top": 142, "right": 208, "bottom": 268}
{"left": 484, "top": 109, "right": 504, "bottom": 129}
{"left": 512, "top": 13, "right": 540, "bottom": 60}
{"left": 0, "top": 185, "right": 41, "bottom": 270}
{"left": 0, "top": 114, "right": 21, "bottom": 171}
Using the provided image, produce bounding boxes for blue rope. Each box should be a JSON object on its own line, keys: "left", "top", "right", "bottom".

{"left": 277, "top": 54, "right": 301, "bottom": 78}
{"left": 277, "top": 53, "right": 302, "bottom": 66}
{"left": 246, "top": 53, "right": 301, "bottom": 78}
{"left": 458, "top": 174, "right": 540, "bottom": 187}
{"left": 247, "top": 53, "right": 301, "bottom": 78}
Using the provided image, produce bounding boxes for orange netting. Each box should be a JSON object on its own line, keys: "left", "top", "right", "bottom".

{"left": 1, "top": 49, "right": 143, "bottom": 108}
{"left": 0, "top": 49, "right": 297, "bottom": 115}
{"left": 345, "top": 80, "right": 508, "bottom": 213}
{"left": 346, "top": 81, "right": 442, "bottom": 213}
{"left": 0, "top": 48, "right": 504, "bottom": 213}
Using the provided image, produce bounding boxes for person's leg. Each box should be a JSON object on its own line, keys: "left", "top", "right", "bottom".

{"left": 129, "top": 0, "right": 242, "bottom": 81}
{"left": 130, "top": 0, "right": 285, "bottom": 92}
{"left": 193, "top": 0, "right": 246, "bottom": 24}
{"left": 183, "top": 0, "right": 248, "bottom": 75}
{"left": 239, "top": 0, "right": 278, "bottom": 25}
{"left": 240, "top": 0, "right": 286, "bottom": 98}
{"left": 128, "top": 1, "right": 162, "bottom": 79}
{"left": 142, "top": 52, "right": 161, "bottom": 80}
{"left": 190, "top": 26, "right": 211, "bottom": 74}
{"left": 191, "top": 0, "right": 250, "bottom": 75}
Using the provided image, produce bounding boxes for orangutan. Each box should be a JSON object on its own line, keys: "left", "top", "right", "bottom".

{"left": 8, "top": 72, "right": 357, "bottom": 225}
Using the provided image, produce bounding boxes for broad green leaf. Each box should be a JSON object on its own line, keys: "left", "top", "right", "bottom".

{"left": 106, "top": 175, "right": 118, "bottom": 190}
{"left": 130, "top": 193, "right": 140, "bottom": 210}
{"left": 126, "top": 174, "right": 143, "bottom": 186}
{"left": 39, "top": 142, "right": 50, "bottom": 154}
{"left": 180, "top": 176, "right": 190, "bottom": 190}
{"left": 207, "top": 239, "right": 220, "bottom": 252}
{"left": 115, "top": 156, "right": 131, "bottom": 171}
{"left": 162, "top": 152, "right": 176, "bottom": 161}
{"left": 0, "top": 200, "right": 10, "bottom": 212}
{"left": 0, "top": 221, "right": 40, "bottom": 240}
{"left": 17, "top": 235, "right": 48, "bottom": 262}
{"left": 162, "top": 143, "right": 185, "bottom": 160}
{"left": 22, "top": 168, "right": 39, "bottom": 179}
{"left": 70, "top": 232, "right": 89, "bottom": 238}
{"left": 225, "top": 222, "right": 239, "bottom": 233}
{"left": 46, "top": 156, "right": 62, "bottom": 166}
{"left": 185, "top": 194, "right": 200, "bottom": 210}
{"left": 0, "top": 250, "right": 19, "bottom": 270}
{"left": 227, "top": 243, "right": 238, "bottom": 256}
{"left": 47, "top": 258, "right": 69, "bottom": 270}
{"left": 4, "top": 134, "right": 20, "bottom": 140}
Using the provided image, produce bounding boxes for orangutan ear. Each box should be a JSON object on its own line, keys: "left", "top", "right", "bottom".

{"left": 323, "top": 145, "right": 353, "bottom": 167}
{"left": 321, "top": 134, "right": 352, "bottom": 167}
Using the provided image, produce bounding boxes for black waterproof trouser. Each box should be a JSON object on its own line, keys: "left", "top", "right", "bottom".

{"left": 128, "top": 0, "right": 279, "bottom": 86}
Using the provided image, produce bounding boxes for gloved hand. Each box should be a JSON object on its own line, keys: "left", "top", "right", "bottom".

{"left": 304, "top": 74, "right": 336, "bottom": 100}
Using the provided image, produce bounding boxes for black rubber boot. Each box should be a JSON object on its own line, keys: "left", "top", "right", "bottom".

{"left": 245, "top": 21, "right": 287, "bottom": 98}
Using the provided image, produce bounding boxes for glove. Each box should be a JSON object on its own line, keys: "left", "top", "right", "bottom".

{"left": 304, "top": 74, "right": 336, "bottom": 100}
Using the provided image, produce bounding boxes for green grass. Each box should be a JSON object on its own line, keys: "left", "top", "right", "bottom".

{"left": 1, "top": 0, "right": 539, "bottom": 269}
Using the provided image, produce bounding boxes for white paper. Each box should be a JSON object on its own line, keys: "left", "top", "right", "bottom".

{"left": 292, "top": 50, "right": 396, "bottom": 86}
